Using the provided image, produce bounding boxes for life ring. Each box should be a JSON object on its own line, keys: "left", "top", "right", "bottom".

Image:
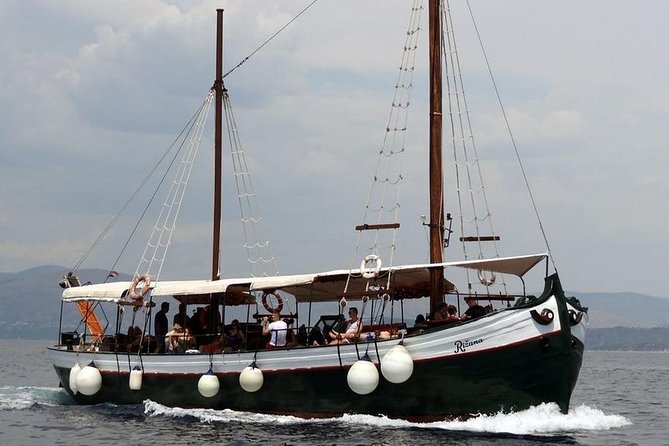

{"left": 128, "top": 274, "right": 151, "bottom": 301}
{"left": 262, "top": 291, "right": 284, "bottom": 313}
{"left": 360, "top": 254, "right": 382, "bottom": 279}
{"left": 477, "top": 269, "right": 496, "bottom": 286}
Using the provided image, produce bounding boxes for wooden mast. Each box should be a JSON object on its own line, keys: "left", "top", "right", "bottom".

{"left": 212, "top": 9, "right": 224, "bottom": 282}
{"left": 428, "top": 0, "right": 445, "bottom": 314}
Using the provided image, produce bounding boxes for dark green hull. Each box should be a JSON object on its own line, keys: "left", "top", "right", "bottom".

{"left": 54, "top": 335, "right": 583, "bottom": 420}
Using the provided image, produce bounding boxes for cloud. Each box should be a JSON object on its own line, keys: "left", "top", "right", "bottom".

{"left": 0, "top": 0, "right": 667, "bottom": 299}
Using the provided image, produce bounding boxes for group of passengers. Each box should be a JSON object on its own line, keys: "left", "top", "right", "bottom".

{"left": 151, "top": 301, "right": 231, "bottom": 354}
{"left": 416, "top": 296, "right": 489, "bottom": 328}
{"left": 259, "top": 307, "right": 363, "bottom": 349}
{"left": 327, "top": 307, "right": 362, "bottom": 345}
{"left": 151, "top": 301, "right": 315, "bottom": 353}
{"left": 126, "top": 295, "right": 493, "bottom": 354}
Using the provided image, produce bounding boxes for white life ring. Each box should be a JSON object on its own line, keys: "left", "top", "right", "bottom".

{"left": 129, "top": 274, "right": 151, "bottom": 301}
{"left": 360, "top": 254, "right": 382, "bottom": 279}
{"left": 477, "top": 269, "right": 496, "bottom": 286}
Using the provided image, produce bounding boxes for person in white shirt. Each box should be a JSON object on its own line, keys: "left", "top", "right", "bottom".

{"left": 262, "top": 310, "right": 287, "bottom": 349}
{"left": 330, "top": 307, "right": 362, "bottom": 344}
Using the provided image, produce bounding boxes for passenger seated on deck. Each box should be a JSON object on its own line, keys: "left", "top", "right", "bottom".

{"left": 414, "top": 314, "right": 428, "bottom": 329}
{"left": 166, "top": 323, "right": 184, "bottom": 353}
{"left": 224, "top": 319, "right": 246, "bottom": 352}
{"left": 330, "top": 307, "right": 362, "bottom": 344}
{"left": 126, "top": 326, "right": 144, "bottom": 352}
{"left": 462, "top": 296, "right": 486, "bottom": 320}
{"left": 433, "top": 302, "right": 449, "bottom": 321}
{"left": 165, "top": 324, "right": 197, "bottom": 353}
{"left": 327, "top": 315, "right": 347, "bottom": 344}
{"left": 308, "top": 326, "right": 326, "bottom": 346}
{"left": 285, "top": 327, "right": 304, "bottom": 348}
{"left": 445, "top": 305, "right": 460, "bottom": 322}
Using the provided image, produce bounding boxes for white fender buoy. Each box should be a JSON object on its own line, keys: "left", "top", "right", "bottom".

{"left": 347, "top": 354, "right": 379, "bottom": 395}
{"left": 239, "top": 362, "right": 264, "bottom": 393}
{"left": 69, "top": 362, "right": 81, "bottom": 395}
{"left": 76, "top": 361, "right": 102, "bottom": 396}
{"left": 381, "top": 343, "right": 414, "bottom": 384}
{"left": 129, "top": 365, "right": 143, "bottom": 391}
{"left": 198, "top": 368, "right": 220, "bottom": 398}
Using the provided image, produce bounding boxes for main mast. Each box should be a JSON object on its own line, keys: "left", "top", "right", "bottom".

{"left": 428, "top": 0, "right": 445, "bottom": 313}
{"left": 212, "top": 8, "right": 224, "bottom": 281}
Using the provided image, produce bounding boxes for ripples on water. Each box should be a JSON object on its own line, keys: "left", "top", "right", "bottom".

{"left": 1, "top": 341, "right": 665, "bottom": 446}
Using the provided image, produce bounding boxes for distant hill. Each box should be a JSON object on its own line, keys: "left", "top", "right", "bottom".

{"left": 587, "top": 327, "right": 669, "bottom": 351}
{"left": 569, "top": 290, "right": 669, "bottom": 328}
{"left": 0, "top": 266, "right": 131, "bottom": 340}
{"left": 1, "top": 266, "right": 669, "bottom": 348}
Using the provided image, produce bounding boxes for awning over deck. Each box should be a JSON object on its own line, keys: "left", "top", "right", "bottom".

{"left": 61, "top": 253, "right": 547, "bottom": 304}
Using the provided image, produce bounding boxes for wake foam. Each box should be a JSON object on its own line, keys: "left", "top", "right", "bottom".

{"left": 144, "top": 401, "right": 631, "bottom": 435}
{"left": 0, "top": 385, "right": 74, "bottom": 410}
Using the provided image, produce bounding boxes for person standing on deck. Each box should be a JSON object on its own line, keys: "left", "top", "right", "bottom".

{"left": 262, "top": 310, "right": 287, "bottom": 349}
{"left": 154, "top": 302, "right": 170, "bottom": 353}
{"left": 173, "top": 302, "right": 190, "bottom": 328}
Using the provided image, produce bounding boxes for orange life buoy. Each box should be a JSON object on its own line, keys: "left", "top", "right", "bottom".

{"left": 128, "top": 274, "right": 151, "bottom": 301}
{"left": 262, "top": 291, "right": 283, "bottom": 313}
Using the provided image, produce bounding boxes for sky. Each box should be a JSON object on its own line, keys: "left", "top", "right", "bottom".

{"left": 0, "top": 0, "right": 667, "bottom": 298}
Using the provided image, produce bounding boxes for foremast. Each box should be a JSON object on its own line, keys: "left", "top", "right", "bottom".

{"left": 428, "top": 0, "right": 445, "bottom": 314}
{"left": 208, "top": 9, "right": 224, "bottom": 336}
{"left": 212, "top": 8, "right": 224, "bottom": 282}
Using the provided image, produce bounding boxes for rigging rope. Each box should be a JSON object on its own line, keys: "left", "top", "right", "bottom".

{"left": 223, "top": 89, "right": 279, "bottom": 277}
{"left": 222, "top": 0, "right": 320, "bottom": 79}
{"left": 71, "top": 96, "right": 214, "bottom": 279}
{"left": 344, "top": 0, "right": 423, "bottom": 319}
{"left": 464, "top": 0, "right": 557, "bottom": 274}
{"left": 134, "top": 93, "right": 213, "bottom": 282}
{"left": 441, "top": 0, "right": 506, "bottom": 293}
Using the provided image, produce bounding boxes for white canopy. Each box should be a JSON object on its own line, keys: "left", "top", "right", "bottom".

{"left": 62, "top": 253, "right": 547, "bottom": 303}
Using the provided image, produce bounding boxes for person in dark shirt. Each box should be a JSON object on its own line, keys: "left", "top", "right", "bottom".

{"left": 154, "top": 302, "right": 170, "bottom": 353}
{"left": 173, "top": 302, "right": 190, "bottom": 328}
{"left": 462, "top": 296, "right": 486, "bottom": 320}
{"left": 225, "top": 319, "right": 246, "bottom": 352}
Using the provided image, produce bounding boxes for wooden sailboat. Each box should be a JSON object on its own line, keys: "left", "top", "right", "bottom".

{"left": 48, "top": 2, "right": 588, "bottom": 420}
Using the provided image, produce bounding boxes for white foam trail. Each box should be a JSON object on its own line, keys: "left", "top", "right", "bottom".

{"left": 144, "top": 400, "right": 309, "bottom": 425}
{"left": 144, "top": 400, "right": 631, "bottom": 434}
{"left": 0, "top": 385, "right": 73, "bottom": 410}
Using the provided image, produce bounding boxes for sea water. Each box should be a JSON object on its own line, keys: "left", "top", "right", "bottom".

{"left": 0, "top": 340, "right": 664, "bottom": 446}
